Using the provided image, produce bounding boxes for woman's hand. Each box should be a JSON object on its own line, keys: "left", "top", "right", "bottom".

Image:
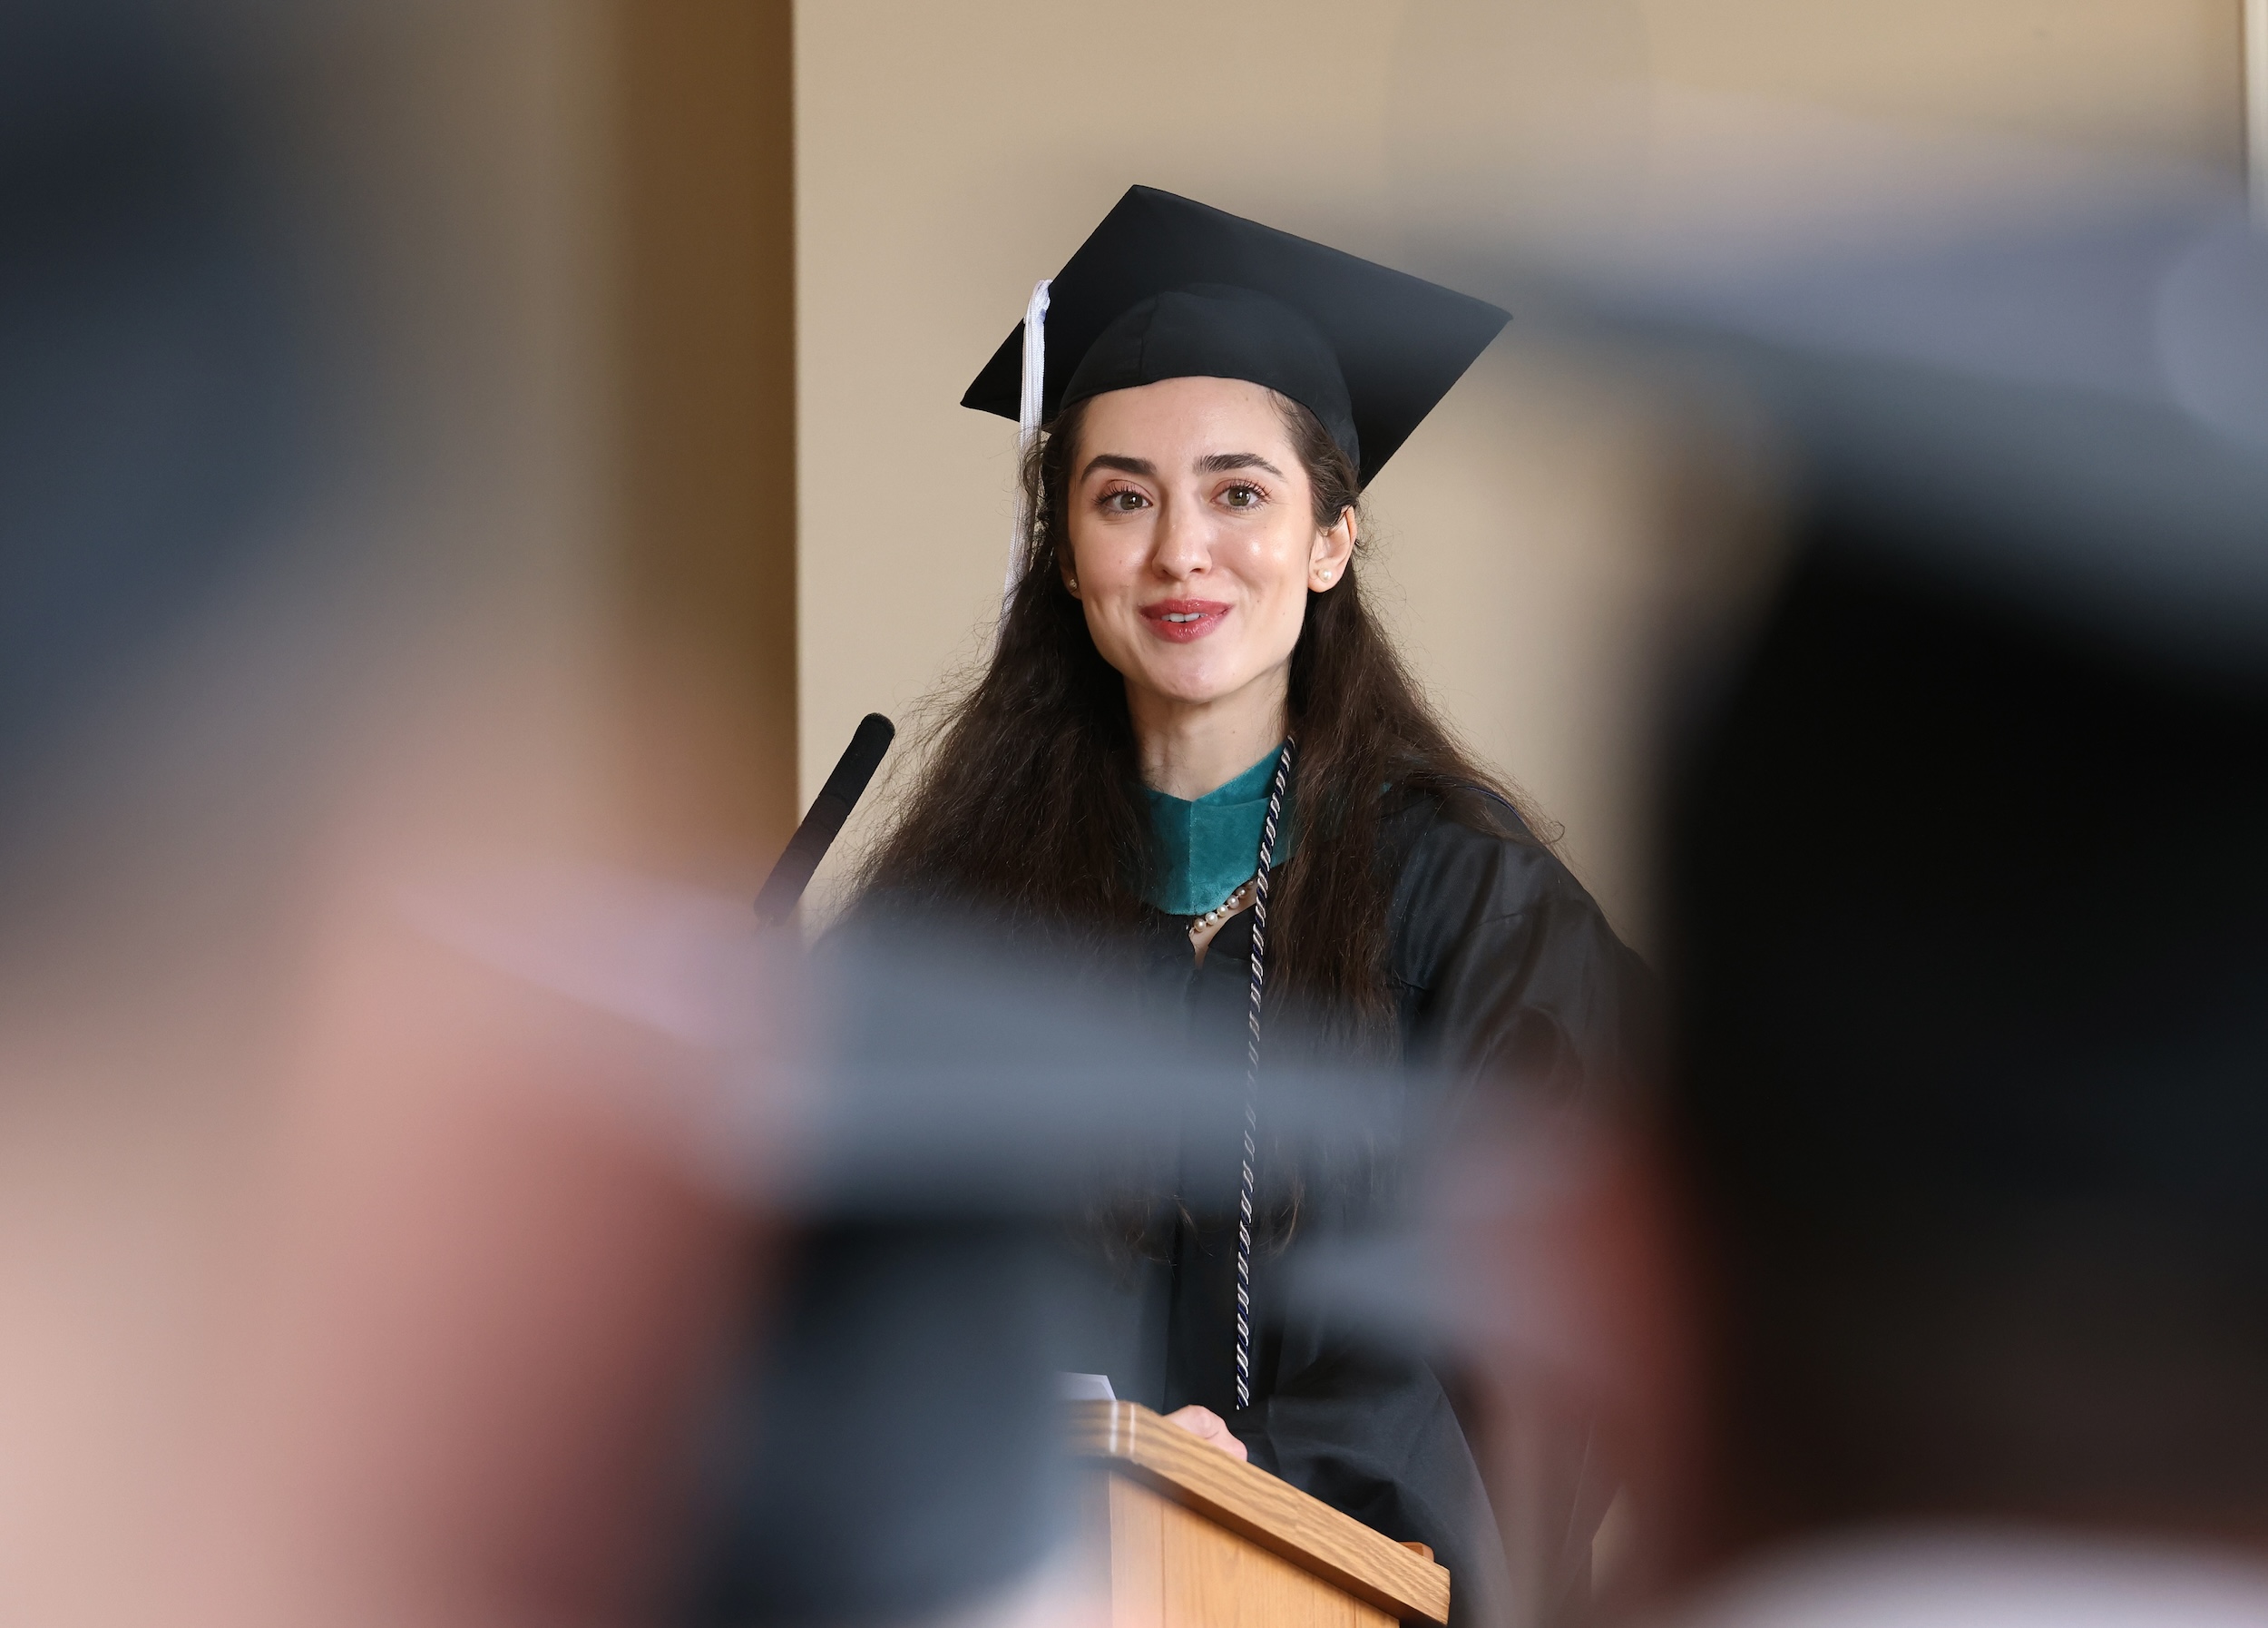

{"left": 1163, "top": 1404, "right": 1248, "bottom": 1462}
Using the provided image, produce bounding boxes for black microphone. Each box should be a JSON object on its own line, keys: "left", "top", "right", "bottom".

{"left": 754, "top": 712, "right": 895, "bottom": 925}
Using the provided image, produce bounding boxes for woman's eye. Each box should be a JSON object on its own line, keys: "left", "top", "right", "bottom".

{"left": 1102, "top": 489, "right": 1149, "bottom": 513}
{"left": 1222, "top": 484, "right": 1264, "bottom": 509}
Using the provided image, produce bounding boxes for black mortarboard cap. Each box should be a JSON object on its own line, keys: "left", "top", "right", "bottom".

{"left": 962, "top": 186, "right": 1509, "bottom": 487}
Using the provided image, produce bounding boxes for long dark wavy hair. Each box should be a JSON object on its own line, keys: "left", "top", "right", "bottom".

{"left": 854, "top": 388, "right": 1540, "bottom": 1049}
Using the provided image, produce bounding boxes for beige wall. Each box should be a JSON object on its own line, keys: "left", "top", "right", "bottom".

{"left": 795, "top": 0, "right": 2245, "bottom": 942}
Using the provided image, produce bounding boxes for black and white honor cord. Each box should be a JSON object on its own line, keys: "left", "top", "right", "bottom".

{"left": 1233, "top": 736, "right": 1295, "bottom": 1411}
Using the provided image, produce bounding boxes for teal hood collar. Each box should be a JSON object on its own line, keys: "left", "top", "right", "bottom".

{"left": 1141, "top": 745, "right": 1296, "bottom": 916}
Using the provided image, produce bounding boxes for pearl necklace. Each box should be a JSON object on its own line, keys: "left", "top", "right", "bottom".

{"left": 1189, "top": 872, "right": 1260, "bottom": 937}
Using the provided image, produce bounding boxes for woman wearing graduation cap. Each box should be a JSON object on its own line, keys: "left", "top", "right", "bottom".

{"left": 857, "top": 189, "right": 1648, "bottom": 1623}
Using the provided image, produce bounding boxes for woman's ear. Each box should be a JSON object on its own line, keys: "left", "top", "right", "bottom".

{"left": 1310, "top": 506, "right": 1357, "bottom": 591}
{"left": 1059, "top": 546, "right": 1081, "bottom": 598}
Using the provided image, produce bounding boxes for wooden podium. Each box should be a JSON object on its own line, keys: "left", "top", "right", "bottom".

{"left": 1070, "top": 1400, "right": 1452, "bottom": 1626}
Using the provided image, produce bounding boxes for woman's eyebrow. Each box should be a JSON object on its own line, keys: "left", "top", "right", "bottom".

{"left": 1196, "top": 451, "right": 1286, "bottom": 478}
{"left": 1081, "top": 453, "right": 1156, "bottom": 480}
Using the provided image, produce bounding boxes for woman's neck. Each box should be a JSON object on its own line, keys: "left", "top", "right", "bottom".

{"left": 1129, "top": 669, "right": 1287, "bottom": 799}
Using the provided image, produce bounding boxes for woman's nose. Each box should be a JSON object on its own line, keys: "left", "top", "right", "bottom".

{"left": 1149, "top": 493, "right": 1211, "bottom": 578}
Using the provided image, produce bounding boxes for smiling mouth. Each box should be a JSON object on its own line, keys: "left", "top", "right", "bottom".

{"left": 1140, "top": 600, "right": 1231, "bottom": 642}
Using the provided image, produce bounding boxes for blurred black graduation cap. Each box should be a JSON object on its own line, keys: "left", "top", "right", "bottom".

{"left": 1628, "top": 206, "right": 2268, "bottom": 1505}
{"left": 963, "top": 185, "right": 1509, "bottom": 487}
{"left": 1633, "top": 211, "right": 2268, "bottom": 1156}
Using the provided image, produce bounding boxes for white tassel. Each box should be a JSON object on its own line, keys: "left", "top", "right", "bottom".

{"left": 1001, "top": 278, "right": 1051, "bottom": 624}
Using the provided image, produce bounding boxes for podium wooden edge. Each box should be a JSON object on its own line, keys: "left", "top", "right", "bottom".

{"left": 1067, "top": 1399, "right": 1452, "bottom": 1624}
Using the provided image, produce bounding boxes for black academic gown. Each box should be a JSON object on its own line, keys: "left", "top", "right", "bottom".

{"left": 685, "top": 791, "right": 1646, "bottom": 1628}
{"left": 1061, "top": 788, "right": 1648, "bottom": 1628}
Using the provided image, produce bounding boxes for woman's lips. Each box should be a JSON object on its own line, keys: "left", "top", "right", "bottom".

{"left": 1139, "top": 599, "right": 1231, "bottom": 643}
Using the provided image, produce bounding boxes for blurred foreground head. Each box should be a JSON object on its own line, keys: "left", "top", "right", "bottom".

{"left": 1649, "top": 213, "right": 2268, "bottom": 1556}
{"left": 0, "top": 5, "right": 767, "bottom": 1624}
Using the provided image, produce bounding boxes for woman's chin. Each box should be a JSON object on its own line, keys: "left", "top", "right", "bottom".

{"left": 1126, "top": 664, "right": 1258, "bottom": 711}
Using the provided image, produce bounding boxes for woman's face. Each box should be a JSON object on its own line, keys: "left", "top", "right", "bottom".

{"left": 1061, "top": 376, "right": 1354, "bottom": 714}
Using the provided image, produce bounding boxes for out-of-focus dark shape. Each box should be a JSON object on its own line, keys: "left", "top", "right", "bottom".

{"left": 1598, "top": 205, "right": 2268, "bottom": 678}
{"left": 788, "top": 920, "right": 1408, "bottom": 1214}
{"left": 0, "top": 0, "right": 299, "bottom": 817}
{"left": 680, "top": 1221, "right": 1074, "bottom": 1627}
{"left": 1559, "top": 201, "right": 2268, "bottom": 1622}
{"left": 678, "top": 916, "right": 1438, "bottom": 1627}
{"left": 1668, "top": 453, "right": 2268, "bottom": 1522}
